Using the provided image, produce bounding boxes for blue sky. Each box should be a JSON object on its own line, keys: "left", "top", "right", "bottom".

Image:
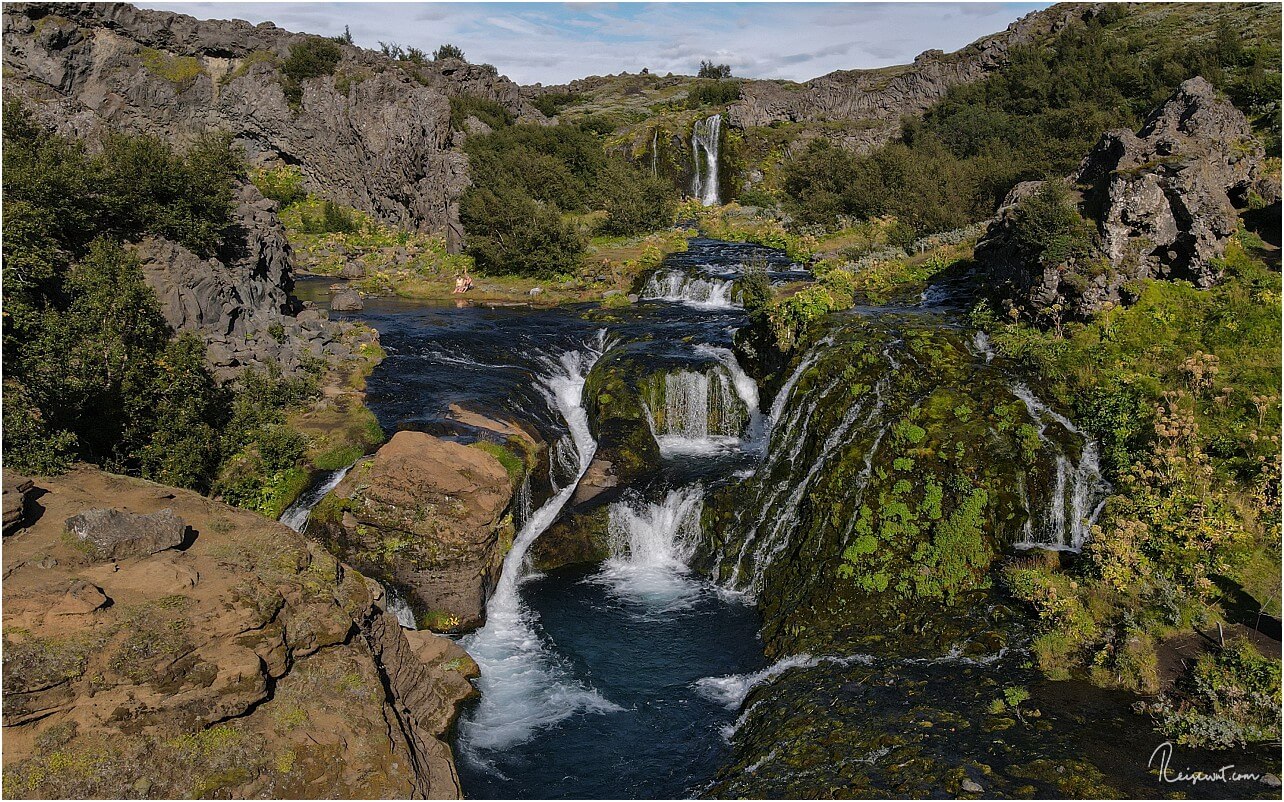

{"left": 138, "top": 2, "right": 1050, "bottom": 85}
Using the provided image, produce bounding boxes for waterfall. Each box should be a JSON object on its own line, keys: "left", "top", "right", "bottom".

{"left": 641, "top": 269, "right": 738, "bottom": 309}
{"left": 690, "top": 114, "right": 722, "bottom": 207}
{"left": 278, "top": 463, "right": 355, "bottom": 532}
{"left": 651, "top": 128, "right": 659, "bottom": 179}
{"left": 644, "top": 363, "right": 753, "bottom": 457}
{"left": 594, "top": 487, "right": 705, "bottom": 610}
{"left": 1010, "top": 383, "right": 1110, "bottom": 551}
{"left": 696, "top": 344, "right": 765, "bottom": 445}
{"left": 458, "top": 331, "right": 622, "bottom": 755}
{"left": 381, "top": 582, "right": 418, "bottom": 630}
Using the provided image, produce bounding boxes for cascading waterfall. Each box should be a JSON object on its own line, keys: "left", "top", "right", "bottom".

{"left": 651, "top": 128, "right": 659, "bottom": 179}
{"left": 691, "top": 114, "right": 722, "bottom": 207}
{"left": 641, "top": 269, "right": 738, "bottom": 309}
{"left": 1010, "top": 383, "right": 1110, "bottom": 550}
{"left": 594, "top": 486, "right": 705, "bottom": 610}
{"left": 458, "top": 331, "right": 622, "bottom": 755}
{"left": 644, "top": 361, "right": 755, "bottom": 457}
{"left": 278, "top": 463, "right": 354, "bottom": 532}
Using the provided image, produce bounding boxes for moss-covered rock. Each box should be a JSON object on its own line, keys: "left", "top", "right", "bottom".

{"left": 701, "top": 314, "right": 1066, "bottom": 658}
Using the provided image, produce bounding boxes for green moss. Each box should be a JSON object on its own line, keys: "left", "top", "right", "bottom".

{"left": 472, "top": 440, "right": 526, "bottom": 485}
{"left": 138, "top": 47, "right": 204, "bottom": 89}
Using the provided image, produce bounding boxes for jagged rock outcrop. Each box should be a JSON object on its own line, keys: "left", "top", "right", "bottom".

{"left": 2, "top": 468, "right": 477, "bottom": 799}
{"left": 2, "top": 2, "right": 542, "bottom": 234}
{"left": 311, "top": 431, "right": 515, "bottom": 632}
{"left": 727, "top": 4, "right": 1097, "bottom": 148}
{"left": 130, "top": 179, "right": 365, "bottom": 377}
{"left": 976, "top": 77, "right": 1268, "bottom": 320}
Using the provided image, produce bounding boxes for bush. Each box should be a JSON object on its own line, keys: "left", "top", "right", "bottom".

{"left": 460, "top": 185, "right": 584, "bottom": 276}
{"left": 595, "top": 161, "right": 676, "bottom": 236}
{"left": 281, "top": 37, "right": 343, "bottom": 107}
{"left": 697, "top": 61, "right": 732, "bottom": 79}
{"left": 531, "top": 92, "right": 583, "bottom": 118}
{"left": 434, "top": 43, "right": 465, "bottom": 61}
{"left": 449, "top": 95, "right": 514, "bottom": 131}
{"left": 251, "top": 165, "right": 306, "bottom": 207}
{"left": 688, "top": 80, "right": 742, "bottom": 108}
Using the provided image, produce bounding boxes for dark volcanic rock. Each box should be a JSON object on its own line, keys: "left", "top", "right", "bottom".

{"left": 976, "top": 77, "right": 1267, "bottom": 320}
{"left": 330, "top": 287, "right": 364, "bottom": 312}
{"left": 2, "top": 1, "right": 542, "bottom": 233}
{"left": 3, "top": 472, "right": 36, "bottom": 535}
{"left": 65, "top": 507, "right": 187, "bottom": 560}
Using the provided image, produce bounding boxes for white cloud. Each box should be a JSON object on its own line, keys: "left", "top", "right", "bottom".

{"left": 136, "top": 2, "right": 1049, "bottom": 85}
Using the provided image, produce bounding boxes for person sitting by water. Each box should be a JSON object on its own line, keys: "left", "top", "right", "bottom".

{"left": 453, "top": 272, "right": 474, "bottom": 294}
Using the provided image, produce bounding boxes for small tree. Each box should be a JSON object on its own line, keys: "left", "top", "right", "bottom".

{"left": 434, "top": 43, "right": 465, "bottom": 61}
{"left": 697, "top": 60, "right": 732, "bottom": 79}
{"left": 331, "top": 25, "right": 354, "bottom": 45}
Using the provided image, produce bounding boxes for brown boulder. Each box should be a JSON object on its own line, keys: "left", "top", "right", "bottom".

{"left": 313, "top": 431, "right": 515, "bottom": 631}
{"left": 2, "top": 467, "right": 475, "bottom": 799}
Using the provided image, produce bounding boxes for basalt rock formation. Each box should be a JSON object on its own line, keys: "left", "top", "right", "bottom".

{"left": 132, "top": 179, "right": 365, "bottom": 378}
{"left": 727, "top": 4, "right": 1098, "bottom": 149}
{"left": 976, "top": 77, "right": 1270, "bottom": 320}
{"left": 1, "top": 468, "right": 478, "bottom": 799}
{"left": 2, "top": 2, "right": 541, "bottom": 234}
{"left": 311, "top": 431, "right": 516, "bottom": 632}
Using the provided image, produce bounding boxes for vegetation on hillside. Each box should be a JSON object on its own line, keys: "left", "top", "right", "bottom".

{"left": 779, "top": 10, "right": 1281, "bottom": 233}
{"left": 459, "top": 120, "right": 677, "bottom": 275}
{"left": 2, "top": 105, "right": 371, "bottom": 514}
{"left": 975, "top": 231, "right": 1281, "bottom": 746}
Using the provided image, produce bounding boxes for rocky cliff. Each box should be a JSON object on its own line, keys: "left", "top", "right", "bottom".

{"left": 976, "top": 77, "right": 1272, "bottom": 320}
{"left": 1, "top": 467, "right": 477, "bottom": 799}
{"left": 726, "top": 3, "right": 1098, "bottom": 147}
{"left": 133, "top": 179, "right": 372, "bottom": 378}
{"left": 2, "top": 2, "right": 541, "bottom": 234}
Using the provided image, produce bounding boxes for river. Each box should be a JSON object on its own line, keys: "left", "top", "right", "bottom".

{"left": 298, "top": 237, "right": 1280, "bottom": 800}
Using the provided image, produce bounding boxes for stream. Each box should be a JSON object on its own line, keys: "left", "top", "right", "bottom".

{"left": 299, "top": 237, "right": 1280, "bottom": 799}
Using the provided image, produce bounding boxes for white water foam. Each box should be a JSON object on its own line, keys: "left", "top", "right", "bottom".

{"left": 1010, "top": 383, "right": 1110, "bottom": 550}
{"left": 381, "top": 582, "right": 418, "bottom": 630}
{"left": 641, "top": 269, "right": 739, "bottom": 309}
{"left": 594, "top": 487, "right": 706, "bottom": 612}
{"left": 458, "top": 331, "right": 623, "bottom": 755}
{"left": 278, "top": 464, "right": 354, "bottom": 532}
{"left": 695, "top": 652, "right": 874, "bottom": 710}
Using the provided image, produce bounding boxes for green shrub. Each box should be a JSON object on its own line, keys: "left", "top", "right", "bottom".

{"left": 449, "top": 95, "right": 513, "bottom": 131}
{"left": 281, "top": 37, "right": 343, "bottom": 107}
{"left": 251, "top": 165, "right": 306, "bottom": 207}
{"left": 687, "top": 80, "right": 742, "bottom": 107}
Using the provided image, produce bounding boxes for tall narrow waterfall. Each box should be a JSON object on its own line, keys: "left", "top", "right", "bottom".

{"left": 691, "top": 114, "right": 722, "bottom": 206}
{"left": 458, "top": 331, "right": 621, "bottom": 754}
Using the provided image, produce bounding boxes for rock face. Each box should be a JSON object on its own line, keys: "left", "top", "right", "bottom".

{"left": 312, "top": 431, "right": 515, "bottom": 632}
{"left": 131, "top": 180, "right": 362, "bottom": 377}
{"left": 727, "top": 4, "right": 1095, "bottom": 147}
{"left": 2, "top": 2, "right": 541, "bottom": 234}
{"left": 976, "top": 77, "right": 1267, "bottom": 320}
{"left": 2, "top": 468, "right": 477, "bottom": 799}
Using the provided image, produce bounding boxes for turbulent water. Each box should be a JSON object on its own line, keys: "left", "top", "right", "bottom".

{"left": 324, "top": 237, "right": 1257, "bottom": 799}
{"left": 278, "top": 464, "right": 353, "bottom": 532}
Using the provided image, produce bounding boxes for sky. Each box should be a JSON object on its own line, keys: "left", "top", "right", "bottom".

{"left": 138, "top": 2, "right": 1051, "bottom": 85}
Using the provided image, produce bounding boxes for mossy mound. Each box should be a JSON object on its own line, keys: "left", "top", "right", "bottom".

{"left": 702, "top": 313, "right": 1060, "bottom": 657}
